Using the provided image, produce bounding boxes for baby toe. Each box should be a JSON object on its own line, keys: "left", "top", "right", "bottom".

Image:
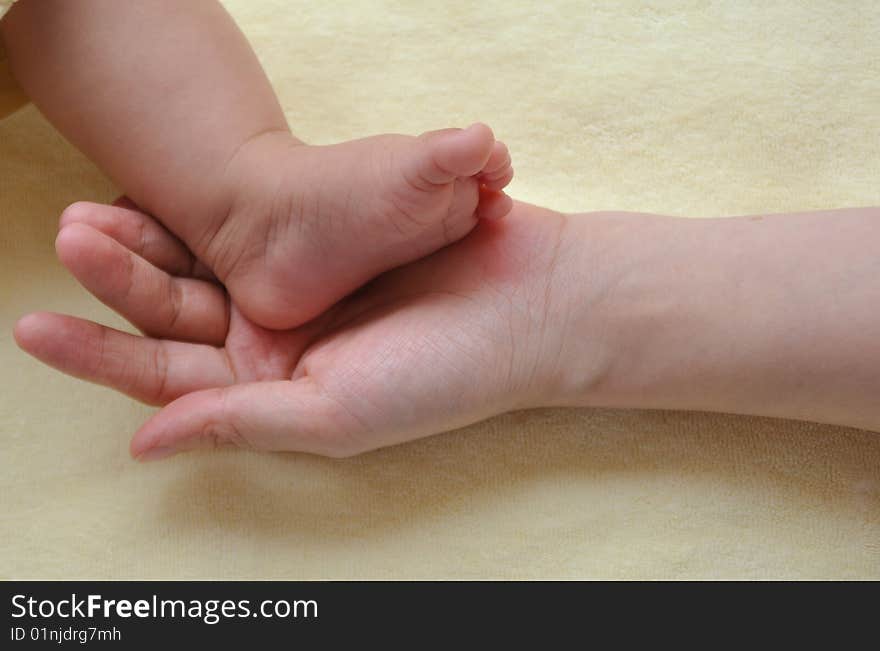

{"left": 411, "top": 123, "right": 496, "bottom": 186}
{"left": 479, "top": 141, "right": 514, "bottom": 191}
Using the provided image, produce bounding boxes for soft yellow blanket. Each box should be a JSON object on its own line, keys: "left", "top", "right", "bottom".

{"left": 2, "top": 0, "right": 878, "bottom": 579}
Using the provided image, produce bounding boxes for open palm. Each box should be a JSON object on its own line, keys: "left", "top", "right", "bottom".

{"left": 15, "top": 200, "right": 565, "bottom": 459}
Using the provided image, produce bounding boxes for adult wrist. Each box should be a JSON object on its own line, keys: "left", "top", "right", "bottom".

{"left": 536, "top": 210, "right": 689, "bottom": 410}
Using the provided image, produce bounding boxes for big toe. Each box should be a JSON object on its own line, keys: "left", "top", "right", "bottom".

{"left": 410, "top": 123, "right": 496, "bottom": 187}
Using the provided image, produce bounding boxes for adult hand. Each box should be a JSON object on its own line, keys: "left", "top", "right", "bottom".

{"left": 15, "top": 200, "right": 571, "bottom": 459}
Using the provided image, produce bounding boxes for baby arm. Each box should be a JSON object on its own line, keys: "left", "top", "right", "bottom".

{"left": 0, "top": 0, "right": 291, "bottom": 250}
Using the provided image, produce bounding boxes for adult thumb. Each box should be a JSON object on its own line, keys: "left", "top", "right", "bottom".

{"left": 130, "top": 379, "right": 369, "bottom": 461}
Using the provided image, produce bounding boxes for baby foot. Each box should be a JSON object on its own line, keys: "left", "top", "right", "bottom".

{"left": 204, "top": 123, "right": 514, "bottom": 329}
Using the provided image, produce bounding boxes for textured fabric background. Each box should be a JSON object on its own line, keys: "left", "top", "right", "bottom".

{"left": 1, "top": 0, "right": 879, "bottom": 579}
{"left": 0, "top": 1, "right": 14, "bottom": 20}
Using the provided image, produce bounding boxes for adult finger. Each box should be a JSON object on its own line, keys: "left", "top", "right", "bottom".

{"left": 130, "top": 378, "right": 372, "bottom": 460}
{"left": 56, "top": 222, "right": 229, "bottom": 345}
{"left": 60, "top": 201, "right": 215, "bottom": 281}
{"left": 14, "top": 312, "right": 234, "bottom": 406}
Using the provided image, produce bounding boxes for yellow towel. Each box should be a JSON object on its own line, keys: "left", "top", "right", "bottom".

{"left": 1, "top": 0, "right": 878, "bottom": 580}
{"left": 0, "top": 0, "right": 15, "bottom": 19}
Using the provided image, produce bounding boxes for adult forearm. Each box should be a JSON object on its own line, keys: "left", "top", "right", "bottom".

{"left": 1, "top": 0, "right": 290, "bottom": 247}
{"left": 553, "top": 207, "right": 880, "bottom": 432}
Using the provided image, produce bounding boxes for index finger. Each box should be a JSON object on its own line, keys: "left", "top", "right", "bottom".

{"left": 14, "top": 312, "right": 234, "bottom": 406}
